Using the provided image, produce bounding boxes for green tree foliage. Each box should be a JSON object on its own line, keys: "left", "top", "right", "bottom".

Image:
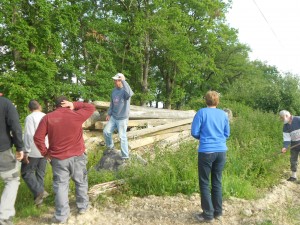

{"left": 225, "top": 60, "right": 300, "bottom": 115}
{"left": 1, "top": 0, "right": 300, "bottom": 117}
{"left": 278, "top": 73, "right": 300, "bottom": 115}
{"left": 0, "top": 0, "right": 60, "bottom": 115}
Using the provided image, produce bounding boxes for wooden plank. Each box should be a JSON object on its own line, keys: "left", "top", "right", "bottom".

{"left": 158, "top": 130, "right": 191, "bottom": 148}
{"left": 151, "top": 124, "right": 191, "bottom": 136}
{"left": 126, "top": 118, "right": 192, "bottom": 139}
{"left": 88, "top": 179, "right": 125, "bottom": 198}
{"left": 94, "top": 101, "right": 196, "bottom": 113}
{"left": 95, "top": 119, "right": 180, "bottom": 130}
{"left": 128, "top": 133, "right": 174, "bottom": 150}
{"left": 128, "top": 110, "right": 195, "bottom": 119}
{"left": 96, "top": 109, "right": 194, "bottom": 120}
{"left": 93, "top": 101, "right": 196, "bottom": 119}
{"left": 93, "top": 101, "right": 110, "bottom": 109}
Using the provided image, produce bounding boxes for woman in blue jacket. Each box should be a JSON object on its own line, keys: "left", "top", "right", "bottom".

{"left": 191, "top": 91, "right": 230, "bottom": 223}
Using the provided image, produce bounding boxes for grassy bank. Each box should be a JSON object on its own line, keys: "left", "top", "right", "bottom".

{"left": 88, "top": 102, "right": 288, "bottom": 200}
{"left": 0, "top": 102, "right": 289, "bottom": 221}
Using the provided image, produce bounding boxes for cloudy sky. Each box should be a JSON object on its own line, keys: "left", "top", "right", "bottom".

{"left": 226, "top": 0, "right": 300, "bottom": 75}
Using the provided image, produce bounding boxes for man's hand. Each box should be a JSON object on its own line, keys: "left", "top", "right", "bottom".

{"left": 45, "top": 153, "right": 52, "bottom": 162}
{"left": 106, "top": 115, "right": 111, "bottom": 121}
{"left": 16, "top": 151, "right": 24, "bottom": 161}
{"left": 46, "top": 155, "right": 51, "bottom": 162}
{"left": 61, "top": 100, "right": 74, "bottom": 110}
{"left": 119, "top": 74, "right": 125, "bottom": 81}
{"left": 22, "top": 153, "right": 30, "bottom": 164}
{"left": 281, "top": 147, "right": 287, "bottom": 153}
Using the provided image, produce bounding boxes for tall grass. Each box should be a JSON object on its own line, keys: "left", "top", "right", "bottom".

{"left": 115, "top": 102, "right": 289, "bottom": 200}
{"left": 0, "top": 101, "right": 290, "bottom": 221}
{"left": 117, "top": 143, "right": 199, "bottom": 197}
{"left": 223, "top": 101, "right": 288, "bottom": 199}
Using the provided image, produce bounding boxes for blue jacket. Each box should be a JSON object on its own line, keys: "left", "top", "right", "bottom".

{"left": 191, "top": 107, "right": 230, "bottom": 152}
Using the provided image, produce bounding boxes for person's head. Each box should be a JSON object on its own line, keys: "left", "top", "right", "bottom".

{"left": 112, "top": 73, "right": 124, "bottom": 88}
{"left": 204, "top": 91, "right": 220, "bottom": 107}
{"left": 55, "top": 96, "right": 68, "bottom": 108}
{"left": 279, "top": 110, "right": 291, "bottom": 124}
{"left": 28, "top": 100, "right": 41, "bottom": 112}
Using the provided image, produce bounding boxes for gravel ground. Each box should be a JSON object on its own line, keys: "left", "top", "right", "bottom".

{"left": 16, "top": 178, "right": 300, "bottom": 225}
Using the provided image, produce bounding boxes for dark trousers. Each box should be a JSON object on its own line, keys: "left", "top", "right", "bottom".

{"left": 21, "top": 157, "right": 47, "bottom": 199}
{"left": 198, "top": 152, "right": 226, "bottom": 220}
{"left": 290, "top": 148, "right": 300, "bottom": 172}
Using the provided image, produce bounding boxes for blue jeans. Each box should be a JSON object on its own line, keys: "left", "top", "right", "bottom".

{"left": 21, "top": 157, "right": 47, "bottom": 199}
{"left": 103, "top": 116, "right": 129, "bottom": 158}
{"left": 198, "top": 152, "right": 226, "bottom": 220}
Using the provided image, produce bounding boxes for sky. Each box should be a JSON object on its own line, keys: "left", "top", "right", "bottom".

{"left": 226, "top": 0, "right": 300, "bottom": 75}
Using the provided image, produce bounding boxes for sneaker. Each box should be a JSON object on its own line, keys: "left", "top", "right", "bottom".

{"left": 287, "top": 177, "right": 297, "bottom": 182}
{"left": 214, "top": 215, "right": 222, "bottom": 221}
{"left": 42, "top": 190, "right": 50, "bottom": 198}
{"left": 34, "top": 190, "right": 49, "bottom": 206}
{"left": 50, "top": 217, "right": 66, "bottom": 224}
{"left": 78, "top": 207, "right": 89, "bottom": 215}
{"left": 99, "top": 141, "right": 105, "bottom": 146}
{"left": 194, "top": 213, "right": 214, "bottom": 223}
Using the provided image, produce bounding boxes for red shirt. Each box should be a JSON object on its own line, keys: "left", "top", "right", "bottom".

{"left": 34, "top": 102, "right": 95, "bottom": 160}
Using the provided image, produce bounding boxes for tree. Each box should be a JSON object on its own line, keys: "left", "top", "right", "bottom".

{"left": 0, "top": 0, "right": 61, "bottom": 116}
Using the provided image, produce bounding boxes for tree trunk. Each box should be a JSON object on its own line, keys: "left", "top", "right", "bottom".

{"left": 141, "top": 32, "right": 150, "bottom": 106}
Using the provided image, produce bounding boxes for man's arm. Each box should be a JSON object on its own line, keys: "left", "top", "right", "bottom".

{"left": 281, "top": 132, "right": 291, "bottom": 153}
{"left": 24, "top": 116, "right": 35, "bottom": 153}
{"left": 70, "top": 101, "right": 96, "bottom": 121}
{"left": 119, "top": 74, "right": 133, "bottom": 100}
{"left": 191, "top": 112, "right": 201, "bottom": 140}
{"left": 6, "top": 101, "right": 24, "bottom": 151}
{"left": 34, "top": 116, "right": 48, "bottom": 156}
{"left": 121, "top": 80, "right": 134, "bottom": 100}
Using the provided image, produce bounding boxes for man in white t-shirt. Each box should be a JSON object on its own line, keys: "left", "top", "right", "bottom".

{"left": 22, "top": 100, "right": 49, "bottom": 206}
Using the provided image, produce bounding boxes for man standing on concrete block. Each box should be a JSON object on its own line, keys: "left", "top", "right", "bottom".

{"left": 103, "top": 73, "right": 134, "bottom": 159}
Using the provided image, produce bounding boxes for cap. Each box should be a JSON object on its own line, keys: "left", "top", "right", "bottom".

{"left": 112, "top": 73, "right": 124, "bottom": 80}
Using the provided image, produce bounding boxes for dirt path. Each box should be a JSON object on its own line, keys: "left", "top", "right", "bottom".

{"left": 16, "top": 178, "right": 300, "bottom": 225}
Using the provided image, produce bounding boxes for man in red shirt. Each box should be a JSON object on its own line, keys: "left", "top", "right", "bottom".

{"left": 34, "top": 96, "right": 95, "bottom": 224}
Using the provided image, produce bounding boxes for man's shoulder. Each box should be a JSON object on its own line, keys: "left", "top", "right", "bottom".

{"left": 34, "top": 111, "right": 46, "bottom": 116}
{"left": 29, "top": 111, "right": 46, "bottom": 119}
{"left": 0, "top": 97, "right": 13, "bottom": 107}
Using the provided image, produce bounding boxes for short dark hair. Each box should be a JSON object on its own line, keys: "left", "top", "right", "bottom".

{"left": 55, "top": 96, "right": 68, "bottom": 107}
{"left": 28, "top": 100, "right": 40, "bottom": 111}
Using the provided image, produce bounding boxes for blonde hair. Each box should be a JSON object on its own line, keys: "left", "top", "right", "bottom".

{"left": 205, "top": 91, "right": 219, "bottom": 106}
